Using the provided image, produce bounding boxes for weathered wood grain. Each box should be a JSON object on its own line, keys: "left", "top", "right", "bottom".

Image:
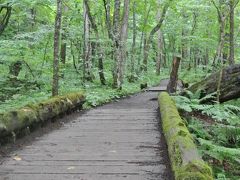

{"left": 0, "top": 92, "right": 173, "bottom": 180}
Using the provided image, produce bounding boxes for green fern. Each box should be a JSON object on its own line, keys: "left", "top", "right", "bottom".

{"left": 173, "top": 92, "right": 240, "bottom": 125}
{"left": 198, "top": 138, "right": 240, "bottom": 164}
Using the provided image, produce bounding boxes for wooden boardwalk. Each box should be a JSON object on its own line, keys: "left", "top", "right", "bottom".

{"left": 148, "top": 79, "right": 182, "bottom": 92}
{"left": 0, "top": 90, "right": 173, "bottom": 180}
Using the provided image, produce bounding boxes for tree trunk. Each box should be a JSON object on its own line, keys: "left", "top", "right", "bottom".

{"left": 60, "top": 5, "right": 68, "bottom": 64}
{"left": 142, "top": 0, "right": 171, "bottom": 72}
{"left": 188, "top": 64, "right": 240, "bottom": 103}
{"left": 181, "top": 19, "right": 188, "bottom": 63}
{"left": 229, "top": 0, "right": 236, "bottom": 65}
{"left": 120, "top": 0, "right": 130, "bottom": 82}
{"left": 213, "top": 18, "right": 226, "bottom": 65}
{"left": 155, "top": 0, "right": 162, "bottom": 75}
{"left": 167, "top": 57, "right": 181, "bottom": 93}
{"left": 103, "top": 0, "right": 114, "bottom": 40}
{"left": 211, "top": 0, "right": 228, "bottom": 66}
{"left": 84, "top": 0, "right": 106, "bottom": 85}
{"left": 112, "top": 0, "right": 129, "bottom": 89}
{"left": 52, "top": 0, "right": 62, "bottom": 97}
{"left": 129, "top": 1, "right": 137, "bottom": 82}
{"left": 83, "top": 1, "right": 93, "bottom": 82}
{"left": 137, "top": 3, "right": 151, "bottom": 74}
{"left": 112, "top": 0, "right": 121, "bottom": 88}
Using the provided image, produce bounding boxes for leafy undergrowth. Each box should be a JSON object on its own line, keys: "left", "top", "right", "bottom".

{"left": 173, "top": 92, "right": 240, "bottom": 179}
{"left": 0, "top": 70, "right": 167, "bottom": 113}
{"left": 179, "top": 67, "right": 213, "bottom": 85}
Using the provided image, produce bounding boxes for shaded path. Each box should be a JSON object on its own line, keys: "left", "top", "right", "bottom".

{"left": 0, "top": 91, "right": 173, "bottom": 180}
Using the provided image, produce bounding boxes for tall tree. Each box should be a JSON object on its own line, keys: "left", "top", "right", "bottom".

{"left": 138, "top": 1, "right": 151, "bottom": 74}
{"left": 107, "top": 0, "right": 130, "bottom": 89}
{"left": 118, "top": 0, "right": 130, "bottom": 86}
{"left": 83, "top": 0, "right": 93, "bottom": 82}
{"left": 52, "top": 0, "right": 62, "bottom": 96}
{"left": 112, "top": 0, "right": 122, "bottom": 88}
{"left": 60, "top": 4, "right": 68, "bottom": 64}
{"left": 142, "top": 0, "right": 172, "bottom": 72}
{"left": 129, "top": 0, "right": 137, "bottom": 81}
{"left": 211, "top": 0, "right": 229, "bottom": 65}
{"left": 84, "top": 0, "right": 106, "bottom": 85}
{"left": 228, "top": 0, "right": 239, "bottom": 65}
{"left": 103, "top": 0, "right": 114, "bottom": 40}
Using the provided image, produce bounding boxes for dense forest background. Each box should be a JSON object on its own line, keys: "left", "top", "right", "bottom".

{"left": 1, "top": 0, "right": 240, "bottom": 178}
{"left": 1, "top": 0, "right": 239, "bottom": 108}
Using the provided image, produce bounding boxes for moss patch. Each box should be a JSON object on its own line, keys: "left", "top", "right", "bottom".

{"left": 158, "top": 92, "right": 213, "bottom": 179}
{"left": 0, "top": 92, "right": 85, "bottom": 141}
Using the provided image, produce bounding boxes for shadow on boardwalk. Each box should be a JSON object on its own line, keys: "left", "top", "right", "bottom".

{"left": 0, "top": 89, "right": 173, "bottom": 180}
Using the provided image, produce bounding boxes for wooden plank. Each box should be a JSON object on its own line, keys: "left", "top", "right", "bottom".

{"left": 0, "top": 91, "right": 173, "bottom": 180}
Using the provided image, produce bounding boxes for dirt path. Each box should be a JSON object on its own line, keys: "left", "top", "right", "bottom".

{"left": 0, "top": 90, "right": 173, "bottom": 180}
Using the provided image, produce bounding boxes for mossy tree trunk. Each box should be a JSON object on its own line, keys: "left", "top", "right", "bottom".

{"left": 188, "top": 64, "right": 240, "bottom": 103}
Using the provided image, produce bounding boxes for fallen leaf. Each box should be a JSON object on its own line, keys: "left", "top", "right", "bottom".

{"left": 67, "top": 166, "right": 75, "bottom": 170}
{"left": 13, "top": 156, "right": 22, "bottom": 161}
{"left": 109, "top": 150, "right": 117, "bottom": 153}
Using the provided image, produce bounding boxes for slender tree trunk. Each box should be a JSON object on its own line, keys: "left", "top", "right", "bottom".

{"left": 129, "top": 1, "right": 137, "bottom": 82}
{"left": 84, "top": 0, "right": 106, "bottom": 85}
{"left": 142, "top": 1, "right": 171, "bottom": 72}
{"left": 112, "top": 0, "right": 129, "bottom": 89}
{"left": 142, "top": 34, "right": 148, "bottom": 71}
{"left": 211, "top": 0, "right": 229, "bottom": 66}
{"left": 156, "top": 0, "right": 164, "bottom": 75}
{"left": 83, "top": 1, "right": 93, "bottom": 82}
{"left": 213, "top": 19, "right": 226, "bottom": 65}
{"left": 162, "top": 34, "right": 167, "bottom": 68}
{"left": 204, "top": 22, "right": 210, "bottom": 67}
{"left": 137, "top": 4, "right": 151, "bottom": 74}
{"left": 52, "top": 0, "right": 62, "bottom": 96}
{"left": 60, "top": 40, "right": 67, "bottom": 64}
{"left": 112, "top": 0, "right": 121, "bottom": 88}
{"left": 181, "top": 14, "right": 188, "bottom": 64}
{"left": 229, "top": 0, "right": 235, "bottom": 65}
{"left": 156, "top": 30, "right": 163, "bottom": 75}
{"left": 30, "top": 8, "right": 36, "bottom": 31}
{"left": 120, "top": 0, "right": 130, "bottom": 81}
{"left": 60, "top": 5, "right": 68, "bottom": 64}
{"left": 103, "top": 0, "right": 113, "bottom": 40}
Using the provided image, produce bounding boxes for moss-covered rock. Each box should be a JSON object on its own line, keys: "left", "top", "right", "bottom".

{"left": 0, "top": 92, "right": 85, "bottom": 142}
{"left": 158, "top": 92, "right": 213, "bottom": 180}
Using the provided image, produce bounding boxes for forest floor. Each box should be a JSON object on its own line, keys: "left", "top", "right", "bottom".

{"left": 172, "top": 77, "right": 240, "bottom": 179}
{"left": 1, "top": 66, "right": 238, "bottom": 179}
{"left": 0, "top": 90, "right": 173, "bottom": 180}
{"left": 0, "top": 69, "right": 168, "bottom": 113}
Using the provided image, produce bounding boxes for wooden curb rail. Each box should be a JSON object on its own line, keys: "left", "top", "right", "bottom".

{"left": 0, "top": 92, "right": 85, "bottom": 143}
{"left": 158, "top": 92, "right": 214, "bottom": 180}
